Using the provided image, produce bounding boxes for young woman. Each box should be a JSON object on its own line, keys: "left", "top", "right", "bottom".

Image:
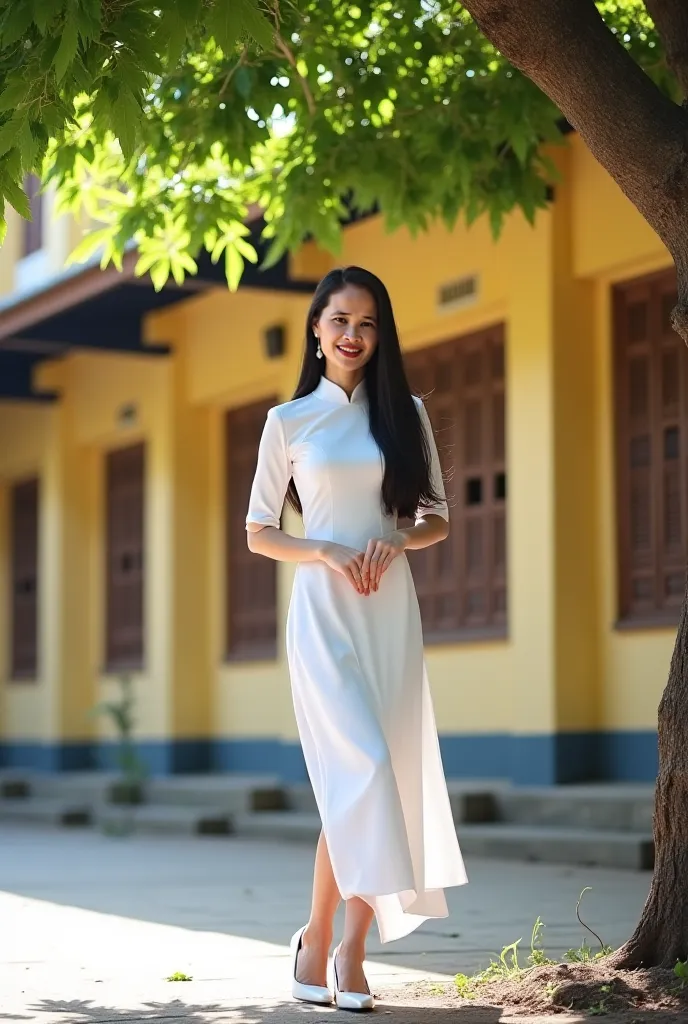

{"left": 245, "top": 266, "right": 467, "bottom": 1011}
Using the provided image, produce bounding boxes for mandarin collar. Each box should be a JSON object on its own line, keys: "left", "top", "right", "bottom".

{"left": 314, "top": 374, "right": 368, "bottom": 407}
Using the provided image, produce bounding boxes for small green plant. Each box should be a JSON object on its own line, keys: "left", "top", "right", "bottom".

{"left": 427, "top": 983, "right": 448, "bottom": 996}
{"left": 454, "top": 973, "right": 477, "bottom": 999}
{"left": 528, "top": 916, "right": 557, "bottom": 967}
{"left": 565, "top": 938, "right": 614, "bottom": 964}
{"left": 544, "top": 981, "right": 559, "bottom": 1000}
{"left": 166, "top": 971, "right": 193, "bottom": 982}
{"left": 674, "top": 958, "right": 688, "bottom": 987}
{"left": 90, "top": 674, "right": 148, "bottom": 835}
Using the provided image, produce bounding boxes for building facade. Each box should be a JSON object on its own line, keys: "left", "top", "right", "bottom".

{"left": 0, "top": 136, "right": 679, "bottom": 784}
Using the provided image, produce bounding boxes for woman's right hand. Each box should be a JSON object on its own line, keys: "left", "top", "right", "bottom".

{"left": 318, "top": 541, "right": 366, "bottom": 594}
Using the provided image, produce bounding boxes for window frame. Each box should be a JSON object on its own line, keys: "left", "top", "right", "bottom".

{"left": 225, "top": 398, "right": 279, "bottom": 662}
{"left": 105, "top": 442, "right": 146, "bottom": 672}
{"left": 613, "top": 268, "right": 686, "bottom": 629}
{"left": 403, "top": 323, "right": 508, "bottom": 643}
{"left": 10, "top": 477, "right": 39, "bottom": 681}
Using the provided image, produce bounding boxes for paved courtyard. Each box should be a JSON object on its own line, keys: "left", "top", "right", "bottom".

{"left": 2, "top": 822, "right": 651, "bottom": 1022}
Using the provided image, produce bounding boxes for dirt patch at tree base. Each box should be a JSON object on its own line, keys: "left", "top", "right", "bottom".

{"left": 377, "top": 962, "right": 688, "bottom": 1020}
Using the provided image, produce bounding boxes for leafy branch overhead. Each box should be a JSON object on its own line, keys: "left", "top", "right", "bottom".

{"left": 0, "top": 1, "right": 674, "bottom": 288}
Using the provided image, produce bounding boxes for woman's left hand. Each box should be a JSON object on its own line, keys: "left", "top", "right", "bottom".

{"left": 361, "top": 531, "right": 407, "bottom": 594}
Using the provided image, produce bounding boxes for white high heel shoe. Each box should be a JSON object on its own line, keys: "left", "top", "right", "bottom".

{"left": 290, "top": 926, "right": 333, "bottom": 1005}
{"left": 332, "top": 944, "right": 375, "bottom": 1011}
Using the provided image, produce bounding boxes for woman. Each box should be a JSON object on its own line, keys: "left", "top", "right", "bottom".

{"left": 246, "top": 266, "right": 467, "bottom": 1011}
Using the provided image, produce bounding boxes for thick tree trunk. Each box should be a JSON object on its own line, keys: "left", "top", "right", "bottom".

{"left": 609, "top": 591, "right": 688, "bottom": 968}
{"left": 458, "top": 0, "right": 688, "bottom": 967}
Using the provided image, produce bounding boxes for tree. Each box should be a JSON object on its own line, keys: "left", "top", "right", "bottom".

{"left": 2, "top": 0, "right": 687, "bottom": 967}
{"left": 0, "top": 1, "right": 671, "bottom": 288}
{"left": 458, "top": 0, "right": 688, "bottom": 970}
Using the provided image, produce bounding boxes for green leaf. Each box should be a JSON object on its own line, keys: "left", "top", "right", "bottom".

{"left": 225, "top": 241, "right": 243, "bottom": 291}
{"left": 110, "top": 88, "right": 142, "bottom": 161}
{"left": 0, "top": 198, "right": 7, "bottom": 246}
{"left": 208, "top": 1, "right": 243, "bottom": 55}
{"left": 0, "top": 79, "right": 32, "bottom": 113}
{"left": 18, "top": 120, "right": 38, "bottom": 171}
{"left": 235, "top": 236, "right": 258, "bottom": 263}
{"left": 54, "top": 13, "right": 79, "bottom": 82}
{"left": 1, "top": 175, "right": 31, "bottom": 218}
{"left": 1, "top": 3, "right": 35, "bottom": 46}
{"left": 162, "top": 9, "right": 187, "bottom": 67}
{"left": 0, "top": 116, "right": 26, "bottom": 158}
{"left": 33, "top": 0, "right": 55, "bottom": 33}
{"left": 150, "top": 259, "right": 170, "bottom": 291}
{"left": 237, "top": 0, "right": 274, "bottom": 50}
{"left": 66, "top": 226, "right": 115, "bottom": 267}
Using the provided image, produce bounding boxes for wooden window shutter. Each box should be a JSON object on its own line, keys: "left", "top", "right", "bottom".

{"left": 11, "top": 478, "right": 39, "bottom": 678}
{"left": 105, "top": 443, "right": 145, "bottom": 669}
{"left": 22, "top": 174, "right": 43, "bottom": 257}
{"left": 614, "top": 269, "right": 686, "bottom": 624}
{"left": 226, "top": 398, "right": 278, "bottom": 659}
{"left": 403, "top": 324, "right": 507, "bottom": 640}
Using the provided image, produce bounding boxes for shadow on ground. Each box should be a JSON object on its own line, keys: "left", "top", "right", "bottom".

{"left": 0, "top": 998, "right": 505, "bottom": 1023}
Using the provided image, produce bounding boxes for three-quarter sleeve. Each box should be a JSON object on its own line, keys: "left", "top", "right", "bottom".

{"left": 415, "top": 400, "right": 449, "bottom": 523}
{"left": 245, "top": 406, "right": 291, "bottom": 530}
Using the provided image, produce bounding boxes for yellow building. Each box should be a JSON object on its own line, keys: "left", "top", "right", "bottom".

{"left": 0, "top": 136, "right": 678, "bottom": 784}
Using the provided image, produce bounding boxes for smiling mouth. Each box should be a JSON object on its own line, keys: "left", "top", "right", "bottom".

{"left": 337, "top": 344, "right": 363, "bottom": 358}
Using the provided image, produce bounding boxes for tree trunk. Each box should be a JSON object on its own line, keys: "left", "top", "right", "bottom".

{"left": 458, "top": 0, "right": 688, "bottom": 967}
{"left": 610, "top": 590, "right": 688, "bottom": 968}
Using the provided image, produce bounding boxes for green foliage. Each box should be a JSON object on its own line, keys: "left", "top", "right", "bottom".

{"left": 0, "top": 1, "right": 676, "bottom": 288}
{"left": 674, "top": 958, "right": 688, "bottom": 985}
{"left": 166, "top": 971, "right": 193, "bottom": 982}
{"left": 90, "top": 673, "right": 148, "bottom": 783}
{"left": 564, "top": 939, "right": 614, "bottom": 964}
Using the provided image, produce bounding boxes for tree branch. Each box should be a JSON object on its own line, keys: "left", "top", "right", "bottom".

{"left": 645, "top": 0, "right": 688, "bottom": 102}
{"left": 275, "top": 35, "right": 315, "bottom": 116}
{"left": 460, "top": 0, "right": 688, "bottom": 273}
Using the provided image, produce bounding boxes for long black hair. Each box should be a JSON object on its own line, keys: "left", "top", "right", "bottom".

{"left": 285, "top": 266, "right": 444, "bottom": 520}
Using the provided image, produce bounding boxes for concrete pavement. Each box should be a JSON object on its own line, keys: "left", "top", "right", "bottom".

{"left": 1, "top": 822, "right": 651, "bottom": 1021}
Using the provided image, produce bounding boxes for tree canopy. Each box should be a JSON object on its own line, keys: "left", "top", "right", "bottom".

{"left": 0, "top": 1, "right": 674, "bottom": 288}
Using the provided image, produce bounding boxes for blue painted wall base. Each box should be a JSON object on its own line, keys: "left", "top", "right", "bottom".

{"left": 0, "top": 730, "right": 658, "bottom": 784}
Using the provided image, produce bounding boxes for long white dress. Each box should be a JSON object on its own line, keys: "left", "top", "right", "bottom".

{"left": 245, "top": 373, "right": 468, "bottom": 943}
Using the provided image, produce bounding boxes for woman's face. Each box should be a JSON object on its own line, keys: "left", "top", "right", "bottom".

{"left": 314, "top": 285, "right": 378, "bottom": 375}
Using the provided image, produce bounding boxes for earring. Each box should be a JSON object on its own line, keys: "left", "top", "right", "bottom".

{"left": 315, "top": 335, "right": 323, "bottom": 359}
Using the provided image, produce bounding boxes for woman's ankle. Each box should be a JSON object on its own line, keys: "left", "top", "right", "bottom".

{"left": 303, "top": 922, "right": 333, "bottom": 949}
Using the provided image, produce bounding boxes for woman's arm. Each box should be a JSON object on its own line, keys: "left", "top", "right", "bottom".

{"left": 395, "top": 512, "right": 449, "bottom": 550}
{"left": 246, "top": 524, "right": 325, "bottom": 563}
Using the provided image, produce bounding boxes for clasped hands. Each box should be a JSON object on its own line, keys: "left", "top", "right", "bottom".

{"left": 319, "top": 532, "right": 407, "bottom": 595}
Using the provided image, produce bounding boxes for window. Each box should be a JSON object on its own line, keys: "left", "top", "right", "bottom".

{"left": 10, "top": 479, "right": 39, "bottom": 678}
{"left": 226, "top": 398, "right": 278, "bottom": 659}
{"left": 106, "top": 443, "right": 145, "bottom": 669}
{"left": 22, "top": 174, "right": 43, "bottom": 257}
{"left": 614, "top": 269, "right": 686, "bottom": 625}
{"left": 403, "top": 324, "right": 507, "bottom": 640}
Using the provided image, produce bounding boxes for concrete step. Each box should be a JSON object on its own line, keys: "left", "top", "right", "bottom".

{"left": 143, "top": 774, "right": 285, "bottom": 812}
{"left": 233, "top": 812, "right": 653, "bottom": 871}
{"left": 495, "top": 784, "right": 655, "bottom": 833}
{"left": 94, "top": 804, "right": 233, "bottom": 836}
{"left": 8, "top": 771, "right": 124, "bottom": 803}
{"left": 234, "top": 811, "right": 321, "bottom": 843}
{"left": 0, "top": 797, "right": 91, "bottom": 827}
{"left": 284, "top": 783, "right": 318, "bottom": 814}
{"left": 458, "top": 823, "right": 654, "bottom": 871}
{"left": 284, "top": 780, "right": 507, "bottom": 823}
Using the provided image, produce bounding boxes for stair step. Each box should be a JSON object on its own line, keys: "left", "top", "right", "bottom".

{"left": 94, "top": 804, "right": 234, "bottom": 836}
{"left": 234, "top": 811, "right": 322, "bottom": 843}
{"left": 458, "top": 823, "right": 654, "bottom": 871}
{"left": 143, "top": 774, "right": 285, "bottom": 811}
{"left": 0, "top": 797, "right": 91, "bottom": 827}
{"left": 495, "top": 784, "right": 655, "bottom": 833}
